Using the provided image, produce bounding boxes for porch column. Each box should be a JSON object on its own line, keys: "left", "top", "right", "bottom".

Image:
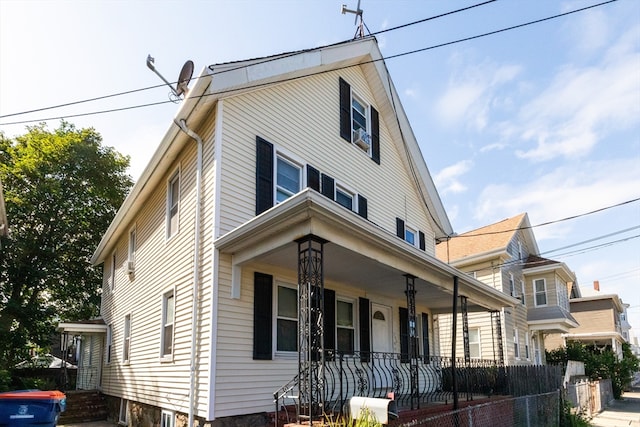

{"left": 491, "top": 310, "right": 505, "bottom": 365}
{"left": 461, "top": 296, "right": 470, "bottom": 363}
{"left": 405, "top": 274, "right": 419, "bottom": 410}
{"left": 296, "top": 235, "right": 328, "bottom": 423}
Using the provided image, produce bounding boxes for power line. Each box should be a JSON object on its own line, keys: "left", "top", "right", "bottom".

{"left": 540, "top": 226, "right": 640, "bottom": 256}
{"left": 0, "top": 0, "right": 617, "bottom": 127}
{"left": 0, "top": 0, "right": 497, "bottom": 121}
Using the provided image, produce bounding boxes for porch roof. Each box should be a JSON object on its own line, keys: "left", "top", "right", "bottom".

{"left": 215, "top": 189, "right": 519, "bottom": 313}
{"left": 528, "top": 306, "right": 579, "bottom": 333}
{"left": 57, "top": 319, "right": 107, "bottom": 334}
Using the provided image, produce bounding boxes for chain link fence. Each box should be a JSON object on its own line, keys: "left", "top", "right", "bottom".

{"left": 401, "top": 390, "right": 560, "bottom": 427}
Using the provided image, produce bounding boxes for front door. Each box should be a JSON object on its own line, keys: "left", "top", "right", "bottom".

{"left": 371, "top": 303, "right": 393, "bottom": 393}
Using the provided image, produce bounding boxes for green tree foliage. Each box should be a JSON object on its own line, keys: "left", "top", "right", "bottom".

{"left": 547, "top": 341, "right": 639, "bottom": 399}
{"left": 0, "top": 122, "right": 132, "bottom": 369}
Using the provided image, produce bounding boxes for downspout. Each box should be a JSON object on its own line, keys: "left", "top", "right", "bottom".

{"left": 175, "top": 118, "right": 203, "bottom": 427}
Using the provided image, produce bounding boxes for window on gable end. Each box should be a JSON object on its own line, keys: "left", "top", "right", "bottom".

{"left": 339, "top": 77, "right": 380, "bottom": 163}
{"left": 509, "top": 273, "right": 515, "bottom": 297}
{"left": 166, "top": 170, "right": 180, "bottom": 239}
{"left": 123, "top": 314, "right": 131, "bottom": 363}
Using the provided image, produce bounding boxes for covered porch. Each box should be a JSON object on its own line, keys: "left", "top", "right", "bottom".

{"left": 215, "top": 190, "right": 519, "bottom": 422}
{"left": 57, "top": 319, "right": 107, "bottom": 391}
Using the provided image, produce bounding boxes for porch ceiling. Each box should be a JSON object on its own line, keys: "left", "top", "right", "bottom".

{"left": 215, "top": 190, "right": 519, "bottom": 313}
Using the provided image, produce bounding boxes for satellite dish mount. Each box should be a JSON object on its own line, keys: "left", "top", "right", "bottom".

{"left": 146, "top": 55, "right": 194, "bottom": 102}
{"left": 341, "top": 0, "right": 365, "bottom": 39}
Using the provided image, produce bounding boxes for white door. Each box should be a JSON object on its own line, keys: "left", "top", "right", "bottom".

{"left": 371, "top": 303, "right": 393, "bottom": 393}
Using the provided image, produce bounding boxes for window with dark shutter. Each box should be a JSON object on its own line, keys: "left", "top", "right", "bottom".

{"left": 422, "top": 312, "right": 430, "bottom": 362}
{"left": 359, "top": 297, "right": 370, "bottom": 362}
{"left": 307, "top": 165, "right": 320, "bottom": 192}
{"left": 371, "top": 107, "right": 380, "bottom": 164}
{"left": 253, "top": 272, "right": 273, "bottom": 360}
{"left": 357, "top": 195, "right": 368, "bottom": 219}
{"left": 255, "top": 137, "right": 274, "bottom": 215}
{"left": 399, "top": 307, "right": 409, "bottom": 363}
{"left": 339, "top": 78, "right": 351, "bottom": 142}
{"left": 419, "top": 231, "right": 426, "bottom": 251}
{"left": 321, "top": 174, "right": 335, "bottom": 199}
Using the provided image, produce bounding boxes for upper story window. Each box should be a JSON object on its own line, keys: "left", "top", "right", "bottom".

{"left": 509, "top": 273, "right": 515, "bottom": 297}
{"left": 161, "top": 290, "right": 175, "bottom": 358}
{"left": 277, "top": 284, "right": 298, "bottom": 353}
{"left": 396, "top": 217, "right": 426, "bottom": 251}
{"left": 520, "top": 280, "right": 525, "bottom": 305}
{"left": 106, "top": 324, "right": 113, "bottom": 364}
{"left": 518, "top": 241, "right": 523, "bottom": 260}
{"left": 276, "top": 155, "right": 302, "bottom": 203}
{"left": 123, "top": 314, "right": 131, "bottom": 363}
{"left": 556, "top": 279, "right": 569, "bottom": 311}
{"left": 167, "top": 170, "right": 180, "bottom": 239}
{"left": 621, "top": 313, "right": 627, "bottom": 322}
{"left": 127, "top": 227, "right": 136, "bottom": 276}
{"left": 339, "top": 77, "right": 380, "bottom": 164}
{"left": 110, "top": 252, "right": 116, "bottom": 291}
{"left": 335, "top": 185, "right": 354, "bottom": 211}
{"left": 534, "top": 279, "right": 547, "bottom": 306}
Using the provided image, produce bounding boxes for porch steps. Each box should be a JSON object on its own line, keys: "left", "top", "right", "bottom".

{"left": 58, "top": 390, "right": 108, "bottom": 424}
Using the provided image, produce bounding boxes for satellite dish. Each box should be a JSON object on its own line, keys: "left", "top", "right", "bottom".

{"left": 146, "top": 55, "right": 194, "bottom": 100}
{"left": 175, "top": 60, "right": 194, "bottom": 97}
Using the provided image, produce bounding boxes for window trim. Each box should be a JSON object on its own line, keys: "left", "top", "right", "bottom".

{"left": 275, "top": 152, "right": 303, "bottom": 204}
{"left": 514, "top": 328, "right": 520, "bottom": 359}
{"left": 161, "top": 410, "right": 175, "bottom": 427}
{"left": 106, "top": 324, "right": 113, "bottom": 364}
{"left": 128, "top": 226, "right": 136, "bottom": 267}
{"left": 404, "top": 225, "right": 418, "bottom": 247}
{"left": 534, "top": 278, "right": 548, "bottom": 307}
{"left": 118, "top": 398, "right": 128, "bottom": 425}
{"left": 525, "top": 332, "right": 530, "bottom": 360}
{"left": 160, "top": 288, "right": 176, "bottom": 361}
{"left": 508, "top": 273, "right": 515, "bottom": 297}
{"left": 350, "top": 92, "right": 371, "bottom": 155}
{"left": 123, "top": 313, "right": 131, "bottom": 364}
{"left": 520, "top": 280, "right": 526, "bottom": 305}
{"left": 469, "top": 327, "right": 481, "bottom": 359}
{"left": 275, "top": 282, "right": 298, "bottom": 356}
{"left": 336, "top": 296, "right": 356, "bottom": 354}
{"left": 166, "top": 168, "right": 181, "bottom": 240}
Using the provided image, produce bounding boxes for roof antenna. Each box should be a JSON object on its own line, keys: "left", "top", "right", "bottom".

{"left": 341, "top": 0, "right": 365, "bottom": 39}
{"left": 146, "top": 55, "right": 194, "bottom": 103}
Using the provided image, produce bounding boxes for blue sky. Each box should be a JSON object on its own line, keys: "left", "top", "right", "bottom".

{"left": 1, "top": 1, "right": 639, "bottom": 336}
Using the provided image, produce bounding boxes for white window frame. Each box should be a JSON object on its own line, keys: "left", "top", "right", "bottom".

{"left": 110, "top": 252, "right": 116, "bottom": 291}
{"left": 160, "top": 288, "right": 175, "bottom": 360}
{"left": 514, "top": 328, "right": 520, "bottom": 359}
{"left": 534, "top": 279, "right": 547, "bottom": 307}
{"left": 118, "top": 398, "right": 128, "bottom": 425}
{"left": 275, "top": 153, "right": 303, "bottom": 204}
{"left": 123, "top": 313, "right": 131, "bottom": 363}
{"left": 520, "top": 280, "right": 526, "bottom": 305}
{"left": 166, "top": 168, "right": 180, "bottom": 240}
{"left": 518, "top": 241, "right": 523, "bottom": 260}
{"left": 275, "top": 282, "right": 298, "bottom": 356}
{"left": 350, "top": 92, "right": 371, "bottom": 155}
{"left": 106, "top": 324, "right": 113, "bottom": 364}
{"left": 469, "top": 327, "right": 481, "bottom": 359}
{"left": 525, "top": 332, "right": 530, "bottom": 360}
{"left": 336, "top": 297, "right": 356, "bottom": 354}
{"left": 335, "top": 184, "right": 356, "bottom": 212}
{"left": 509, "top": 273, "right": 515, "bottom": 297}
{"left": 404, "top": 225, "right": 418, "bottom": 247}
{"left": 161, "top": 410, "right": 175, "bottom": 427}
{"left": 128, "top": 226, "right": 136, "bottom": 265}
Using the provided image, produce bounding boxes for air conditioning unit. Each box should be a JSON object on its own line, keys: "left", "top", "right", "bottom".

{"left": 127, "top": 260, "right": 135, "bottom": 275}
{"left": 353, "top": 128, "right": 371, "bottom": 151}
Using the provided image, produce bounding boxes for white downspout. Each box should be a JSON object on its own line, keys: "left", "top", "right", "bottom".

{"left": 175, "top": 118, "right": 203, "bottom": 427}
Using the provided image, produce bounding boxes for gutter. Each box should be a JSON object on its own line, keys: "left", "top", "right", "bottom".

{"left": 174, "top": 118, "right": 203, "bottom": 427}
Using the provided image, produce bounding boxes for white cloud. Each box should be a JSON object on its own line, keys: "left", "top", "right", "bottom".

{"left": 434, "top": 160, "right": 473, "bottom": 195}
{"left": 512, "top": 24, "right": 640, "bottom": 162}
{"left": 404, "top": 87, "right": 418, "bottom": 98}
{"left": 473, "top": 157, "right": 640, "bottom": 241}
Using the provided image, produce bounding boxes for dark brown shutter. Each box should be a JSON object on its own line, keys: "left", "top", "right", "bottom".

{"left": 399, "top": 307, "right": 409, "bottom": 363}
{"left": 359, "top": 297, "right": 370, "bottom": 362}
{"left": 339, "top": 78, "right": 351, "bottom": 142}
{"left": 255, "top": 137, "right": 274, "bottom": 215}
{"left": 307, "top": 165, "right": 320, "bottom": 192}
{"left": 357, "top": 195, "right": 368, "bottom": 219}
{"left": 419, "top": 231, "right": 426, "bottom": 251}
{"left": 253, "top": 272, "right": 273, "bottom": 360}
{"left": 396, "top": 217, "right": 405, "bottom": 239}
{"left": 371, "top": 106, "right": 380, "bottom": 164}
{"left": 324, "top": 289, "right": 336, "bottom": 357}
{"left": 321, "top": 174, "right": 335, "bottom": 200}
{"left": 422, "top": 312, "right": 430, "bottom": 362}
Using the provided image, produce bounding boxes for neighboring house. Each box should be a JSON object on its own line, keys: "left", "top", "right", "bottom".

{"left": 546, "top": 281, "right": 629, "bottom": 360}
{"left": 0, "top": 178, "right": 8, "bottom": 241}
{"left": 61, "top": 37, "right": 518, "bottom": 425}
{"left": 435, "top": 213, "right": 578, "bottom": 365}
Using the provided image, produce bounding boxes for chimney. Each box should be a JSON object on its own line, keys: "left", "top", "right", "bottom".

{"left": 594, "top": 280, "right": 600, "bottom": 291}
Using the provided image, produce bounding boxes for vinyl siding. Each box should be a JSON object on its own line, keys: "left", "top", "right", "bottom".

{"left": 217, "top": 66, "right": 437, "bottom": 254}
{"left": 99, "top": 112, "right": 217, "bottom": 418}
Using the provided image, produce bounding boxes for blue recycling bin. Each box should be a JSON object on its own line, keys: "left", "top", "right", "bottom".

{"left": 0, "top": 390, "right": 66, "bottom": 427}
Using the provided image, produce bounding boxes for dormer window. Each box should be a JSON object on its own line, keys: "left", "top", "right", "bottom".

{"left": 339, "top": 77, "right": 380, "bottom": 163}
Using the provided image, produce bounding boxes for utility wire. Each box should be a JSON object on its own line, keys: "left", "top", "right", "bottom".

{"left": 0, "top": 0, "right": 617, "bottom": 126}
{"left": 540, "top": 226, "right": 640, "bottom": 255}
{"left": 0, "top": 0, "right": 497, "bottom": 121}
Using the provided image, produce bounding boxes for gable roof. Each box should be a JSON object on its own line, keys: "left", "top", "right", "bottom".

{"left": 435, "top": 212, "right": 539, "bottom": 265}
{"left": 92, "top": 36, "right": 453, "bottom": 264}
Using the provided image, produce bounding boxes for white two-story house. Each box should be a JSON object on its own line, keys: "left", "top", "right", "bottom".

{"left": 62, "top": 37, "right": 518, "bottom": 426}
